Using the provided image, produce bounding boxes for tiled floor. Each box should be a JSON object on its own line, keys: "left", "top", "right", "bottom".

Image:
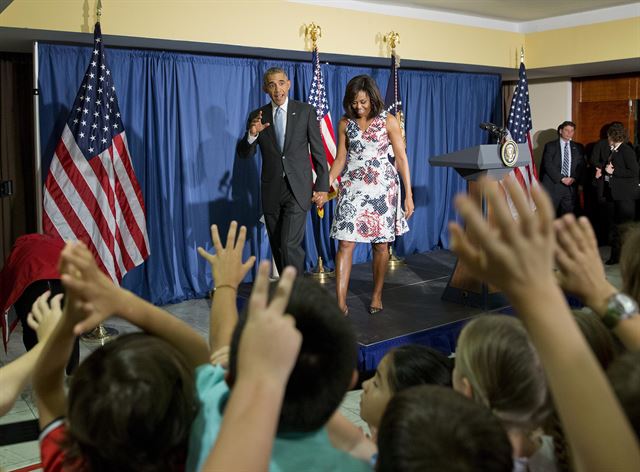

{"left": 0, "top": 249, "right": 622, "bottom": 471}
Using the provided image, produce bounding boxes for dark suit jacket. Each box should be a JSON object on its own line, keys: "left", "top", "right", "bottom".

{"left": 540, "top": 139, "right": 585, "bottom": 200}
{"left": 237, "top": 99, "right": 329, "bottom": 213}
{"left": 603, "top": 143, "right": 640, "bottom": 201}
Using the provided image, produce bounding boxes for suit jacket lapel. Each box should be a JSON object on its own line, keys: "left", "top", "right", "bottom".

{"left": 262, "top": 104, "right": 277, "bottom": 147}
{"left": 283, "top": 100, "right": 296, "bottom": 153}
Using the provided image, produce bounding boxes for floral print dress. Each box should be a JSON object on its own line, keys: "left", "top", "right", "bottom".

{"left": 330, "top": 111, "right": 409, "bottom": 243}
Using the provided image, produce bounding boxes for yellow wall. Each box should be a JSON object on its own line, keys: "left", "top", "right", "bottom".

{"left": 526, "top": 17, "right": 640, "bottom": 68}
{"left": 1, "top": 1, "right": 638, "bottom": 69}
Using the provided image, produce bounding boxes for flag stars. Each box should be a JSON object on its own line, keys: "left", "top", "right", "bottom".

{"left": 79, "top": 132, "right": 85, "bottom": 138}
{"left": 89, "top": 73, "right": 95, "bottom": 79}
{"left": 101, "top": 138, "right": 107, "bottom": 144}
{"left": 92, "top": 123, "right": 97, "bottom": 129}
{"left": 90, "top": 135, "right": 96, "bottom": 141}
{"left": 83, "top": 108, "right": 89, "bottom": 114}
{"left": 91, "top": 61, "right": 97, "bottom": 67}
{"left": 93, "top": 49, "right": 99, "bottom": 55}
{"left": 81, "top": 120, "right": 87, "bottom": 126}
{"left": 103, "top": 126, "right": 109, "bottom": 132}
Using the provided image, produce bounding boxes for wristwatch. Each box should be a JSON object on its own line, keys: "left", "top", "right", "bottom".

{"left": 601, "top": 292, "right": 639, "bottom": 329}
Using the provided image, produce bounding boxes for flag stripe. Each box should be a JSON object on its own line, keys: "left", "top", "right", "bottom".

{"left": 43, "top": 23, "right": 149, "bottom": 283}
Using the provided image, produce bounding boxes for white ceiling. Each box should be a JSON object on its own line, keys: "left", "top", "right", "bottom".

{"left": 365, "top": 0, "right": 639, "bottom": 22}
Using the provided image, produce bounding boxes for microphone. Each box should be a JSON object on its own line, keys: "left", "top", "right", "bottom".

{"left": 479, "top": 122, "right": 509, "bottom": 138}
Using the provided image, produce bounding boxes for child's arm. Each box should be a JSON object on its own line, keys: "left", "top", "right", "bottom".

{"left": 202, "top": 261, "right": 301, "bottom": 471}
{"left": 327, "top": 412, "right": 377, "bottom": 462}
{"left": 59, "top": 242, "right": 210, "bottom": 367}
{"left": 197, "top": 221, "right": 255, "bottom": 352}
{"left": 449, "top": 177, "right": 640, "bottom": 472}
{"left": 32, "top": 292, "right": 73, "bottom": 428}
{"left": 554, "top": 214, "right": 640, "bottom": 351}
{"left": 0, "top": 292, "right": 62, "bottom": 417}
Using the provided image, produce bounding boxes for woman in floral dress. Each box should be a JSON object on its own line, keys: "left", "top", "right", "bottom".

{"left": 329, "top": 75, "right": 414, "bottom": 315}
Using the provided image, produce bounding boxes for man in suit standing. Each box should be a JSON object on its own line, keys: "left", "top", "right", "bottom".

{"left": 541, "top": 120, "right": 585, "bottom": 216}
{"left": 238, "top": 67, "right": 329, "bottom": 274}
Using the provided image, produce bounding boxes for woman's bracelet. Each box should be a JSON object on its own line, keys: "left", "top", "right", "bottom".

{"left": 215, "top": 284, "right": 238, "bottom": 292}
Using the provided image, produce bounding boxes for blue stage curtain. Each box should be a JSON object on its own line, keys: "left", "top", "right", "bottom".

{"left": 38, "top": 44, "right": 500, "bottom": 304}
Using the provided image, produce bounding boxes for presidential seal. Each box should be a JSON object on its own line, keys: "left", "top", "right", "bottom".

{"left": 500, "top": 139, "right": 518, "bottom": 167}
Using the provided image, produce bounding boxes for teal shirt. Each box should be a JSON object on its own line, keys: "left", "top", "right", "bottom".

{"left": 186, "top": 364, "right": 371, "bottom": 472}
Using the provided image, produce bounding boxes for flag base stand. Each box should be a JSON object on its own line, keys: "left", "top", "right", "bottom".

{"left": 307, "top": 257, "right": 335, "bottom": 282}
{"left": 81, "top": 324, "right": 118, "bottom": 346}
{"left": 388, "top": 246, "right": 405, "bottom": 268}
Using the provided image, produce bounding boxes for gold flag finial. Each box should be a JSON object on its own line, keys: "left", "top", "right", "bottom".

{"left": 520, "top": 46, "right": 525, "bottom": 64}
{"left": 96, "top": 0, "right": 103, "bottom": 22}
{"left": 304, "top": 23, "right": 322, "bottom": 49}
{"left": 383, "top": 31, "right": 400, "bottom": 53}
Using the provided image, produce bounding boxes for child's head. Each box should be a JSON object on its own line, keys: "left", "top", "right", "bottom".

{"left": 607, "top": 350, "right": 640, "bottom": 439}
{"left": 572, "top": 309, "right": 617, "bottom": 369}
{"left": 360, "top": 344, "right": 452, "bottom": 429}
{"left": 64, "top": 333, "right": 197, "bottom": 472}
{"left": 229, "top": 276, "right": 357, "bottom": 433}
{"left": 376, "top": 385, "right": 513, "bottom": 472}
{"left": 453, "top": 315, "right": 550, "bottom": 433}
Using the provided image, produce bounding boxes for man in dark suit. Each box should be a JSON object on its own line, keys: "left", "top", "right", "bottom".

{"left": 595, "top": 123, "right": 639, "bottom": 264}
{"left": 540, "top": 120, "right": 585, "bottom": 216}
{"left": 238, "top": 67, "right": 329, "bottom": 274}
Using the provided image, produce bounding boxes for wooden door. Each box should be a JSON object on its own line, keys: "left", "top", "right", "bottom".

{"left": 572, "top": 74, "right": 639, "bottom": 147}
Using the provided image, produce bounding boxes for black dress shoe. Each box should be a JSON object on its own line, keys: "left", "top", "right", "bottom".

{"left": 605, "top": 258, "right": 619, "bottom": 265}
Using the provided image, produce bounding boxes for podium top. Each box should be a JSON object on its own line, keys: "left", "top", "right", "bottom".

{"left": 429, "top": 144, "right": 532, "bottom": 181}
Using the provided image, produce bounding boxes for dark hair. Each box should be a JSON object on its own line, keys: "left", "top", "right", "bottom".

{"left": 342, "top": 75, "right": 384, "bottom": 120}
{"left": 386, "top": 345, "right": 452, "bottom": 392}
{"left": 607, "top": 122, "right": 628, "bottom": 143}
{"left": 607, "top": 350, "right": 640, "bottom": 439}
{"left": 572, "top": 310, "right": 617, "bottom": 369}
{"left": 377, "top": 385, "right": 513, "bottom": 472}
{"left": 621, "top": 226, "right": 640, "bottom": 302}
{"left": 229, "top": 277, "right": 357, "bottom": 433}
{"left": 557, "top": 120, "right": 576, "bottom": 133}
{"left": 263, "top": 67, "right": 288, "bottom": 86}
{"left": 64, "top": 333, "right": 197, "bottom": 472}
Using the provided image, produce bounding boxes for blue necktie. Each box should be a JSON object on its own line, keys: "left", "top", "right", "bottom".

{"left": 275, "top": 106, "right": 285, "bottom": 152}
{"left": 561, "top": 141, "right": 570, "bottom": 177}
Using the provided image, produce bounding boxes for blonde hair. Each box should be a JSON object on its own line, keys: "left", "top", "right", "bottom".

{"left": 455, "top": 315, "right": 551, "bottom": 432}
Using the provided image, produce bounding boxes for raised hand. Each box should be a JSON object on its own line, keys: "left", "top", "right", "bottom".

{"left": 249, "top": 110, "right": 270, "bottom": 137}
{"left": 27, "top": 291, "right": 63, "bottom": 342}
{"left": 237, "top": 261, "right": 301, "bottom": 386}
{"left": 448, "top": 177, "right": 555, "bottom": 297}
{"left": 197, "top": 221, "right": 256, "bottom": 290}
{"left": 58, "top": 241, "right": 121, "bottom": 335}
{"left": 554, "top": 214, "right": 617, "bottom": 311}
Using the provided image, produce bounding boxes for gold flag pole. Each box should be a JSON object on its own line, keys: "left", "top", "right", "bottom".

{"left": 81, "top": 0, "right": 119, "bottom": 345}
{"left": 383, "top": 31, "right": 406, "bottom": 268}
{"left": 304, "top": 22, "right": 335, "bottom": 282}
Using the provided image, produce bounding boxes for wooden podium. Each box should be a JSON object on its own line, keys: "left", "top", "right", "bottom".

{"left": 430, "top": 143, "right": 532, "bottom": 309}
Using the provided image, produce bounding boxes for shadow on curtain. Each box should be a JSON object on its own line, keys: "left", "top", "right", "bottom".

{"left": 37, "top": 44, "right": 501, "bottom": 304}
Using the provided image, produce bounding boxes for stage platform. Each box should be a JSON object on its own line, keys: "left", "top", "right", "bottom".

{"left": 240, "top": 249, "right": 508, "bottom": 371}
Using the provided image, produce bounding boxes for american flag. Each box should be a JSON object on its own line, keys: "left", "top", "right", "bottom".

{"left": 307, "top": 48, "right": 338, "bottom": 217}
{"left": 506, "top": 61, "right": 538, "bottom": 198}
{"left": 43, "top": 22, "right": 150, "bottom": 282}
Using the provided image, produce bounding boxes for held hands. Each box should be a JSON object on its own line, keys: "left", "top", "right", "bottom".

{"left": 249, "top": 110, "right": 270, "bottom": 137}
{"left": 449, "top": 177, "right": 555, "bottom": 298}
{"left": 236, "top": 261, "right": 302, "bottom": 385}
{"left": 197, "top": 221, "right": 256, "bottom": 290}
{"left": 561, "top": 177, "right": 575, "bottom": 186}
{"left": 312, "top": 191, "right": 328, "bottom": 209}
{"left": 27, "top": 291, "right": 63, "bottom": 343}
{"left": 595, "top": 167, "right": 603, "bottom": 179}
